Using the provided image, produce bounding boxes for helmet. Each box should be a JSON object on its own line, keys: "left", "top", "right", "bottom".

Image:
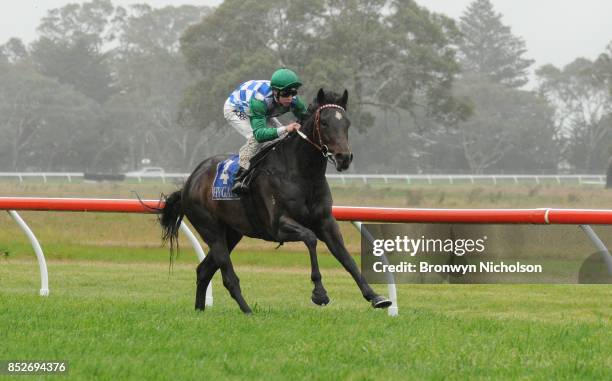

{"left": 270, "top": 68, "right": 302, "bottom": 90}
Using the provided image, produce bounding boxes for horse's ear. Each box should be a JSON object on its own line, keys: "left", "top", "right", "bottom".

{"left": 340, "top": 89, "right": 348, "bottom": 110}
{"left": 317, "top": 88, "right": 325, "bottom": 105}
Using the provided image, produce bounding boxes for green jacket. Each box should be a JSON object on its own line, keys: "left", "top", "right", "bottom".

{"left": 249, "top": 96, "right": 308, "bottom": 143}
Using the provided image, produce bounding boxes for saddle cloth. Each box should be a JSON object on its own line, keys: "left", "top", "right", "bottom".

{"left": 212, "top": 154, "right": 241, "bottom": 200}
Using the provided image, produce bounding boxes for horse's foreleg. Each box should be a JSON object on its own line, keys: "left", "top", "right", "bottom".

{"left": 277, "top": 216, "right": 329, "bottom": 306}
{"left": 307, "top": 242, "right": 330, "bottom": 306}
{"left": 316, "top": 217, "right": 391, "bottom": 309}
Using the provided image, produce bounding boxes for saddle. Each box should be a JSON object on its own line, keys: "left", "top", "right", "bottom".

{"left": 211, "top": 138, "right": 288, "bottom": 241}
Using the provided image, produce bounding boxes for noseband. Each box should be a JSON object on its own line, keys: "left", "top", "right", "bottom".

{"left": 296, "top": 104, "right": 351, "bottom": 165}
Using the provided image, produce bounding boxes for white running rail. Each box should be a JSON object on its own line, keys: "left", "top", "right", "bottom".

{"left": 0, "top": 172, "right": 606, "bottom": 186}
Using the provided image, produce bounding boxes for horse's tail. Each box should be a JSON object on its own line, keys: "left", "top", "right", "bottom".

{"left": 159, "top": 190, "right": 184, "bottom": 264}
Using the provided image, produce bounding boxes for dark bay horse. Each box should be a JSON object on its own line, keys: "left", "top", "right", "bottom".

{"left": 160, "top": 88, "right": 391, "bottom": 313}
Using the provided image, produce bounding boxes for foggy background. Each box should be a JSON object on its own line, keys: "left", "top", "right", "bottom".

{"left": 1, "top": 0, "right": 611, "bottom": 174}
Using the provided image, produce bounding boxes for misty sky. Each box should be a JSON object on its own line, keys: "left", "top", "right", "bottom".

{"left": 1, "top": 0, "right": 611, "bottom": 70}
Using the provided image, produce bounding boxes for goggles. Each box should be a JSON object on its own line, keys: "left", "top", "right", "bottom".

{"left": 278, "top": 88, "right": 298, "bottom": 97}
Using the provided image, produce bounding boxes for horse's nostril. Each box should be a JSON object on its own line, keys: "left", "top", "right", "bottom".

{"left": 349, "top": 153, "right": 354, "bottom": 162}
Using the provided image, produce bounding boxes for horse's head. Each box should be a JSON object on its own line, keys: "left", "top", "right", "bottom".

{"left": 309, "top": 88, "right": 353, "bottom": 171}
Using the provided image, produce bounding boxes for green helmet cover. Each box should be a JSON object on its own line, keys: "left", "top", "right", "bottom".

{"left": 270, "top": 68, "right": 302, "bottom": 90}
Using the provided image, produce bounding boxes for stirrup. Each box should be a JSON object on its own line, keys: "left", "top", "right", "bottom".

{"left": 231, "top": 181, "right": 248, "bottom": 194}
{"left": 232, "top": 168, "right": 249, "bottom": 194}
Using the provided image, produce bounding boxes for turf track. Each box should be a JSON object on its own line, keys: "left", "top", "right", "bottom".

{"left": 2, "top": 251, "right": 612, "bottom": 380}
{"left": 2, "top": 182, "right": 612, "bottom": 379}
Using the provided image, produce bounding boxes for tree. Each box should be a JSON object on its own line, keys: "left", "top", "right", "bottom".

{"left": 448, "top": 0, "right": 561, "bottom": 175}
{"left": 30, "top": 0, "right": 119, "bottom": 103}
{"left": 35, "top": 0, "right": 118, "bottom": 44}
{"left": 458, "top": 0, "right": 534, "bottom": 88}
{"left": 0, "top": 62, "right": 102, "bottom": 171}
{"left": 456, "top": 75, "right": 558, "bottom": 173}
{"left": 0, "top": 38, "right": 28, "bottom": 64}
{"left": 31, "top": 35, "right": 115, "bottom": 103}
{"left": 537, "top": 59, "right": 612, "bottom": 172}
{"left": 109, "top": 4, "right": 215, "bottom": 170}
{"left": 385, "top": 0, "right": 471, "bottom": 125}
{"left": 179, "top": 0, "right": 470, "bottom": 132}
{"left": 597, "top": 43, "right": 612, "bottom": 95}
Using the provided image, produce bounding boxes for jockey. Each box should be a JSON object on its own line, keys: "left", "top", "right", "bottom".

{"left": 224, "top": 68, "right": 308, "bottom": 193}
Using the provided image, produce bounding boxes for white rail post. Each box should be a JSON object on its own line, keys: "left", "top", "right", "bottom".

{"left": 179, "top": 221, "right": 212, "bottom": 306}
{"left": 5, "top": 210, "right": 210, "bottom": 303}
{"left": 579, "top": 225, "right": 612, "bottom": 276}
{"left": 7, "top": 211, "right": 49, "bottom": 296}
{"left": 351, "top": 221, "right": 398, "bottom": 317}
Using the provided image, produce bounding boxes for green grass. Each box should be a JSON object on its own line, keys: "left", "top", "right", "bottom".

{"left": 2, "top": 257, "right": 612, "bottom": 380}
{"left": 2, "top": 182, "right": 612, "bottom": 379}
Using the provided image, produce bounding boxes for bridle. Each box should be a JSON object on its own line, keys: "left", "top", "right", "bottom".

{"left": 295, "top": 103, "right": 351, "bottom": 166}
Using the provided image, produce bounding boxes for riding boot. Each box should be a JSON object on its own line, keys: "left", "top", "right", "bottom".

{"left": 231, "top": 167, "right": 249, "bottom": 194}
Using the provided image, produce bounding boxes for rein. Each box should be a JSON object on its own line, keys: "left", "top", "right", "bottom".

{"left": 296, "top": 103, "right": 347, "bottom": 165}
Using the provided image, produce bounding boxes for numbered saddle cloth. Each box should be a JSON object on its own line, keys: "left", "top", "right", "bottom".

{"left": 212, "top": 154, "right": 241, "bottom": 200}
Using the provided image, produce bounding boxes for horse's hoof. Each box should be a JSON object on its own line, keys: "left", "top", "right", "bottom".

{"left": 311, "top": 294, "right": 330, "bottom": 306}
{"left": 371, "top": 296, "right": 392, "bottom": 309}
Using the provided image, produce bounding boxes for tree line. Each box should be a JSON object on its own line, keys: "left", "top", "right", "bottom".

{"left": 1, "top": 0, "right": 611, "bottom": 174}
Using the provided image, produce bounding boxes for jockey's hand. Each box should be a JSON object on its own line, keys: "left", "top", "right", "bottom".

{"left": 286, "top": 122, "right": 301, "bottom": 132}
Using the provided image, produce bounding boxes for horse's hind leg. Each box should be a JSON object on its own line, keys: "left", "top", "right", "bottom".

{"left": 195, "top": 236, "right": 250, "bottom": 313}
{"left": 195, "top": 254, "right": 217, "bottom": 310}
{"left": 194, "top": 228, "right": 242, "bottom": 311}
{"left": 226, "top": 228, "right": 243, "bottom": 254}
{"left": 186, "top": 206, "right": 225, "bottom": 311}
{"left": 213, "top": 243, "right": 252, "bottom": 314}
